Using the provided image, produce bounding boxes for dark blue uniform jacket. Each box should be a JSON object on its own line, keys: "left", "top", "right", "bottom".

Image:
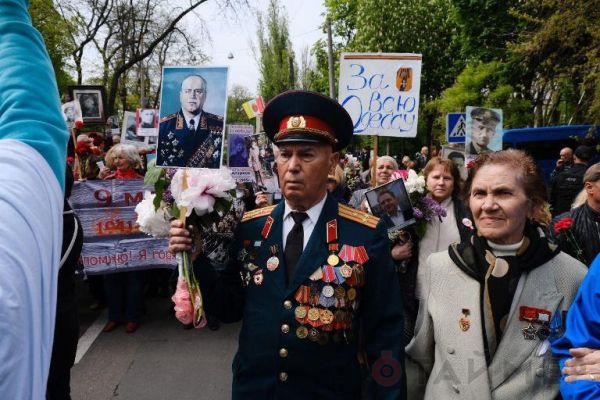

{"left": 196, "top": 194, "right": 406, "bottom": 399}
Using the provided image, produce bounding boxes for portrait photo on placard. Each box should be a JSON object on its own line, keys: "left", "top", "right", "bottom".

{"left": 366, "top": 178, "right": 415, "bottom": 231}
{"left": 121, "top": 111, "right": 145, "bottom": 146}
{"left": 106, "top": 115, "right": 120, "bottom": 134}
{"left": 136, "top": 108, "right": 159, "bottom": 136}
{"left": 442, "top": 146, "right": 468, "bottom": 180}
{"left": 465, "top": 106, "right": 503, "bottom": 161}
{"left": 61, "top": 100, "right": 82, "bottom": 128}
{"left": 69, "top": 85, "right": 105, "bottom": 123}
{"left": 245, "top": 133, "right": 278, "bottom": 193}
{"left": 157, "top": 66, "right": 228, "bottom": 169}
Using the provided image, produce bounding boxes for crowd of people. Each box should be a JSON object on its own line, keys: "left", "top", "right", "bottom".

{"left": 2, "top": 2, "right": 600, "bottom": 399}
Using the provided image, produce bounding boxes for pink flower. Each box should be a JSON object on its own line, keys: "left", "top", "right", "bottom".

{"left": 172, "top": 278, "right": 194, "bottom": 325}
{"left": 391, "top": 169, "right": 408, "bottom": 181}
{"left": 171, "top": 168, "right": 236, "bottom": 217}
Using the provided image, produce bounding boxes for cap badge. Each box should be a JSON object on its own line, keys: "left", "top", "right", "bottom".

{"left": 287, "top": 116, "right": 306, "bottom": 129}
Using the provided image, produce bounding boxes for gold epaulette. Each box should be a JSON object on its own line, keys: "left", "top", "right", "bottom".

{"left": 159, "top": 113, "right": 177, "bottom": 123}
{"left": 338, "top": 204, "right": 379, "bottom": 229}
{"left": 241, "top": 205, "right": 277, "bottom": 222}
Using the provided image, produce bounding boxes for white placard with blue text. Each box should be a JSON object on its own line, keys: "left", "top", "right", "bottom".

{"left": 338, "top": 53, "right": 422, "bottom": 138}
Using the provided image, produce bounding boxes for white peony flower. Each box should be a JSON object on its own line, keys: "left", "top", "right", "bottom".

{"left": 171, "top": 168, "right": 236, "bottom": 217}
{"left": 135, "top": 192, "right": 171, "bottom": 238}
{"left": 405, "top": 169, "right": 425, "bottom": 194}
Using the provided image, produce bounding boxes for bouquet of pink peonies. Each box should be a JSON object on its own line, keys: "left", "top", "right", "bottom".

{"left": 136, "top": 161, "right": 236, "bottom": 327}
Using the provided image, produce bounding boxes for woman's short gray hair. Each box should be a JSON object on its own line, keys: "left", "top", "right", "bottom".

{"left": 377, "top": 155, "right": 398, "bottom": 170}
{"left": 105, "top": 143, "right": 142, "bottom": 170}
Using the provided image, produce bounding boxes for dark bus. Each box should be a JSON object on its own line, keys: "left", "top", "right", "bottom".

{"left": 502, "top": 125, "right": 599, "bottom": 182}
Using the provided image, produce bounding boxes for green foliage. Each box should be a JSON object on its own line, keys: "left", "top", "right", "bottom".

{"left": 227, "top": 85, "right": 254, "bottom": 124}
{"left": 257, "top": 0, "right": 297, "bottom": 101}
{"left": 29, "top": 0, "right": 75, "bottom": 92}
{"left": 510, "top": 0, "right": 600, "bottom": 124}
{"left": 435, "top": 61, "right": 533, "bottom": 143}
{"left": 351, "top": 0, "right": 462, "bottom": 102}
{"left": 451, "top": 0, "right": 521, "bottom": 62}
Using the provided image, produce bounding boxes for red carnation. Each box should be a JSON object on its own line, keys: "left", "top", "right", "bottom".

{"left": 553, "top": 217, "right": 573, "bottom": 234}
{"left": 467, "top": 160, "right": 475, "bottom": 169}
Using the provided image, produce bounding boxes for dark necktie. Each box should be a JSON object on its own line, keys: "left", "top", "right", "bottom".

{"left": 189, "top": 119, "right": 196, "bottom": 134}
{"left": 284, "top": 212, "right": 308, "bottom": 284}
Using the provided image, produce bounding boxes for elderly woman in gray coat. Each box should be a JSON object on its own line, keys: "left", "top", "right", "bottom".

{"left": 407, "top": 149, "right": 586, "bottom": 399}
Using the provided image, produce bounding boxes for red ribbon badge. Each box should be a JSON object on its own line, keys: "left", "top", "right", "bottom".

{"left": 354, "top": 246, "right": 369, "bottom": 264}
{"left": 261, "top": 216, "right": 274, "bottom": 239}
{"left": 322, "top": 265, "right": 336, "bottom": 283}
{"left": 326, "top": 219, "right": 338, "bottom": 244}
{"left": 519, "top": 306, "right": 551, "bottom": 323}
{"left": 338, "top": 244, "right": 355, "bottom": 262}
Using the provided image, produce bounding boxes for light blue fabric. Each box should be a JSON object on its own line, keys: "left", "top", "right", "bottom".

{"left": 0, "top": 0, "right": 66, "bottom": 397}
{"left": 552, "top": 254, "right": 600, "bottom": 399}
{"left": 0, "top": 0, "right": 69, "bottom": 189}
{"left": 0, "top": 140, "right": 62, "bottom": 400}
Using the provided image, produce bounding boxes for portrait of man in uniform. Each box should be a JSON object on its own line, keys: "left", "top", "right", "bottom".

{"left": 465, "top": 106, "right": 503, "bottom": 158}
{"left": 157, "top": 66, "right": 228, "bottom": 168}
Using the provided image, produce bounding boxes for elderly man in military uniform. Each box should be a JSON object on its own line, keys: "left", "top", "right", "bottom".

{"left": 157, "top": 74, "right": 223, "bottom": 168}
{"left": 169, "top": 90, "right": 406, "bottom": 399}
{"left": 467, "top": 107, "right": 501, "bottom": 155}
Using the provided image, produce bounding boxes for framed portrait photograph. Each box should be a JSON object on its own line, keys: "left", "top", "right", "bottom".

{"left": 136, "top": 108, "right": 159, "bottom": 136}
{"left": 442, "top": 145, "right": 468, "bottom": 180}
{"left": 121, "top": 111, "right": 145, "bottom": 147}
{"left": 61, "top": 100, "right": 82, "bottom": 128}
{"left": 157, "top": 66, "right": 229, "bottom": 169}
{"left": 365, "top": 178, "right": 415, "bottom": 231}
{"left": 68, "top": 85, "right": 106, "bottom": 124}
{"left": 245, "top": 133, "right": 279, "bottom": 193}
{"left": 465, "top": 106, "right": 503, "bottom": 162}
{"left": 106, "top": 115, "right": 120, "bottom": 135}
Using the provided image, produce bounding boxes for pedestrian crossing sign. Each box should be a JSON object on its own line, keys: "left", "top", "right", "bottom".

{"left": 446, "top": 113, "right": 466, "bottom": 143}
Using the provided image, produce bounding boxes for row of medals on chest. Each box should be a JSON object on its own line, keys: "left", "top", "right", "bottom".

{"left": 243, "top": 246, "right": 364, "bottom": 343}
{"left": 295, "top": 252, "right": 364, "bottom": 343}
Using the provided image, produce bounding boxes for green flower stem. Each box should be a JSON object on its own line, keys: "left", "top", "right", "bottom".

{"left": 565, "top": 230, "right": 586, "bottom": 264}
{"left": 181, "top": 249, "right": 205, "bottom": 327}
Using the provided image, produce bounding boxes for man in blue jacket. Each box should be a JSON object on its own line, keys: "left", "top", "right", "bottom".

{"left": 170, "top": 90, "right": 406, "bottom": 399}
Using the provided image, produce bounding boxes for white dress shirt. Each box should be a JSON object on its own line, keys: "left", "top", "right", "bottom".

{"left": 181, "top": 111, "right": 201, "bottom": 130}
{"left": 282, "top": 193, "right": 327, "bottom": 249}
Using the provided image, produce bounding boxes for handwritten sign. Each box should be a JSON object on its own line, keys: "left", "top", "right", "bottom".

{"left": 338, "top": 53, "right": 422, "bottom": 138}
{"left": 71, "top": 179, "right": 177, "bottom": 274}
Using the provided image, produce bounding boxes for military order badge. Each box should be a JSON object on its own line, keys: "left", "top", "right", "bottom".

{"left": 157, "top": 66, "right": 229, "bottom": 169}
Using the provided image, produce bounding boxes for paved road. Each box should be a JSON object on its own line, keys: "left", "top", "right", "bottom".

{"left": 71, "top": 279, "right": 240, "bottom": 400}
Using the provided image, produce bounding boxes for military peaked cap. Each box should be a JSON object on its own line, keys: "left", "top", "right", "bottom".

{"left": 262, "top": 90, "right": 353, "bottom": 151}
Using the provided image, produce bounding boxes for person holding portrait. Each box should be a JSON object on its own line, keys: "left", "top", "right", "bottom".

{"left": 407, "top": 149, "right": 586, "bottom": 399}
{"left": 158, "top": 74, "right": 223, "bottom": 168}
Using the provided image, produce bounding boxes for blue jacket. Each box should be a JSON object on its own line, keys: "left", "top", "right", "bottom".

{"left": 552, "top": 254, "right": 600, "bottom": 399}
{"left": 196, "top": 194, "right": 406, "bottom": 399}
